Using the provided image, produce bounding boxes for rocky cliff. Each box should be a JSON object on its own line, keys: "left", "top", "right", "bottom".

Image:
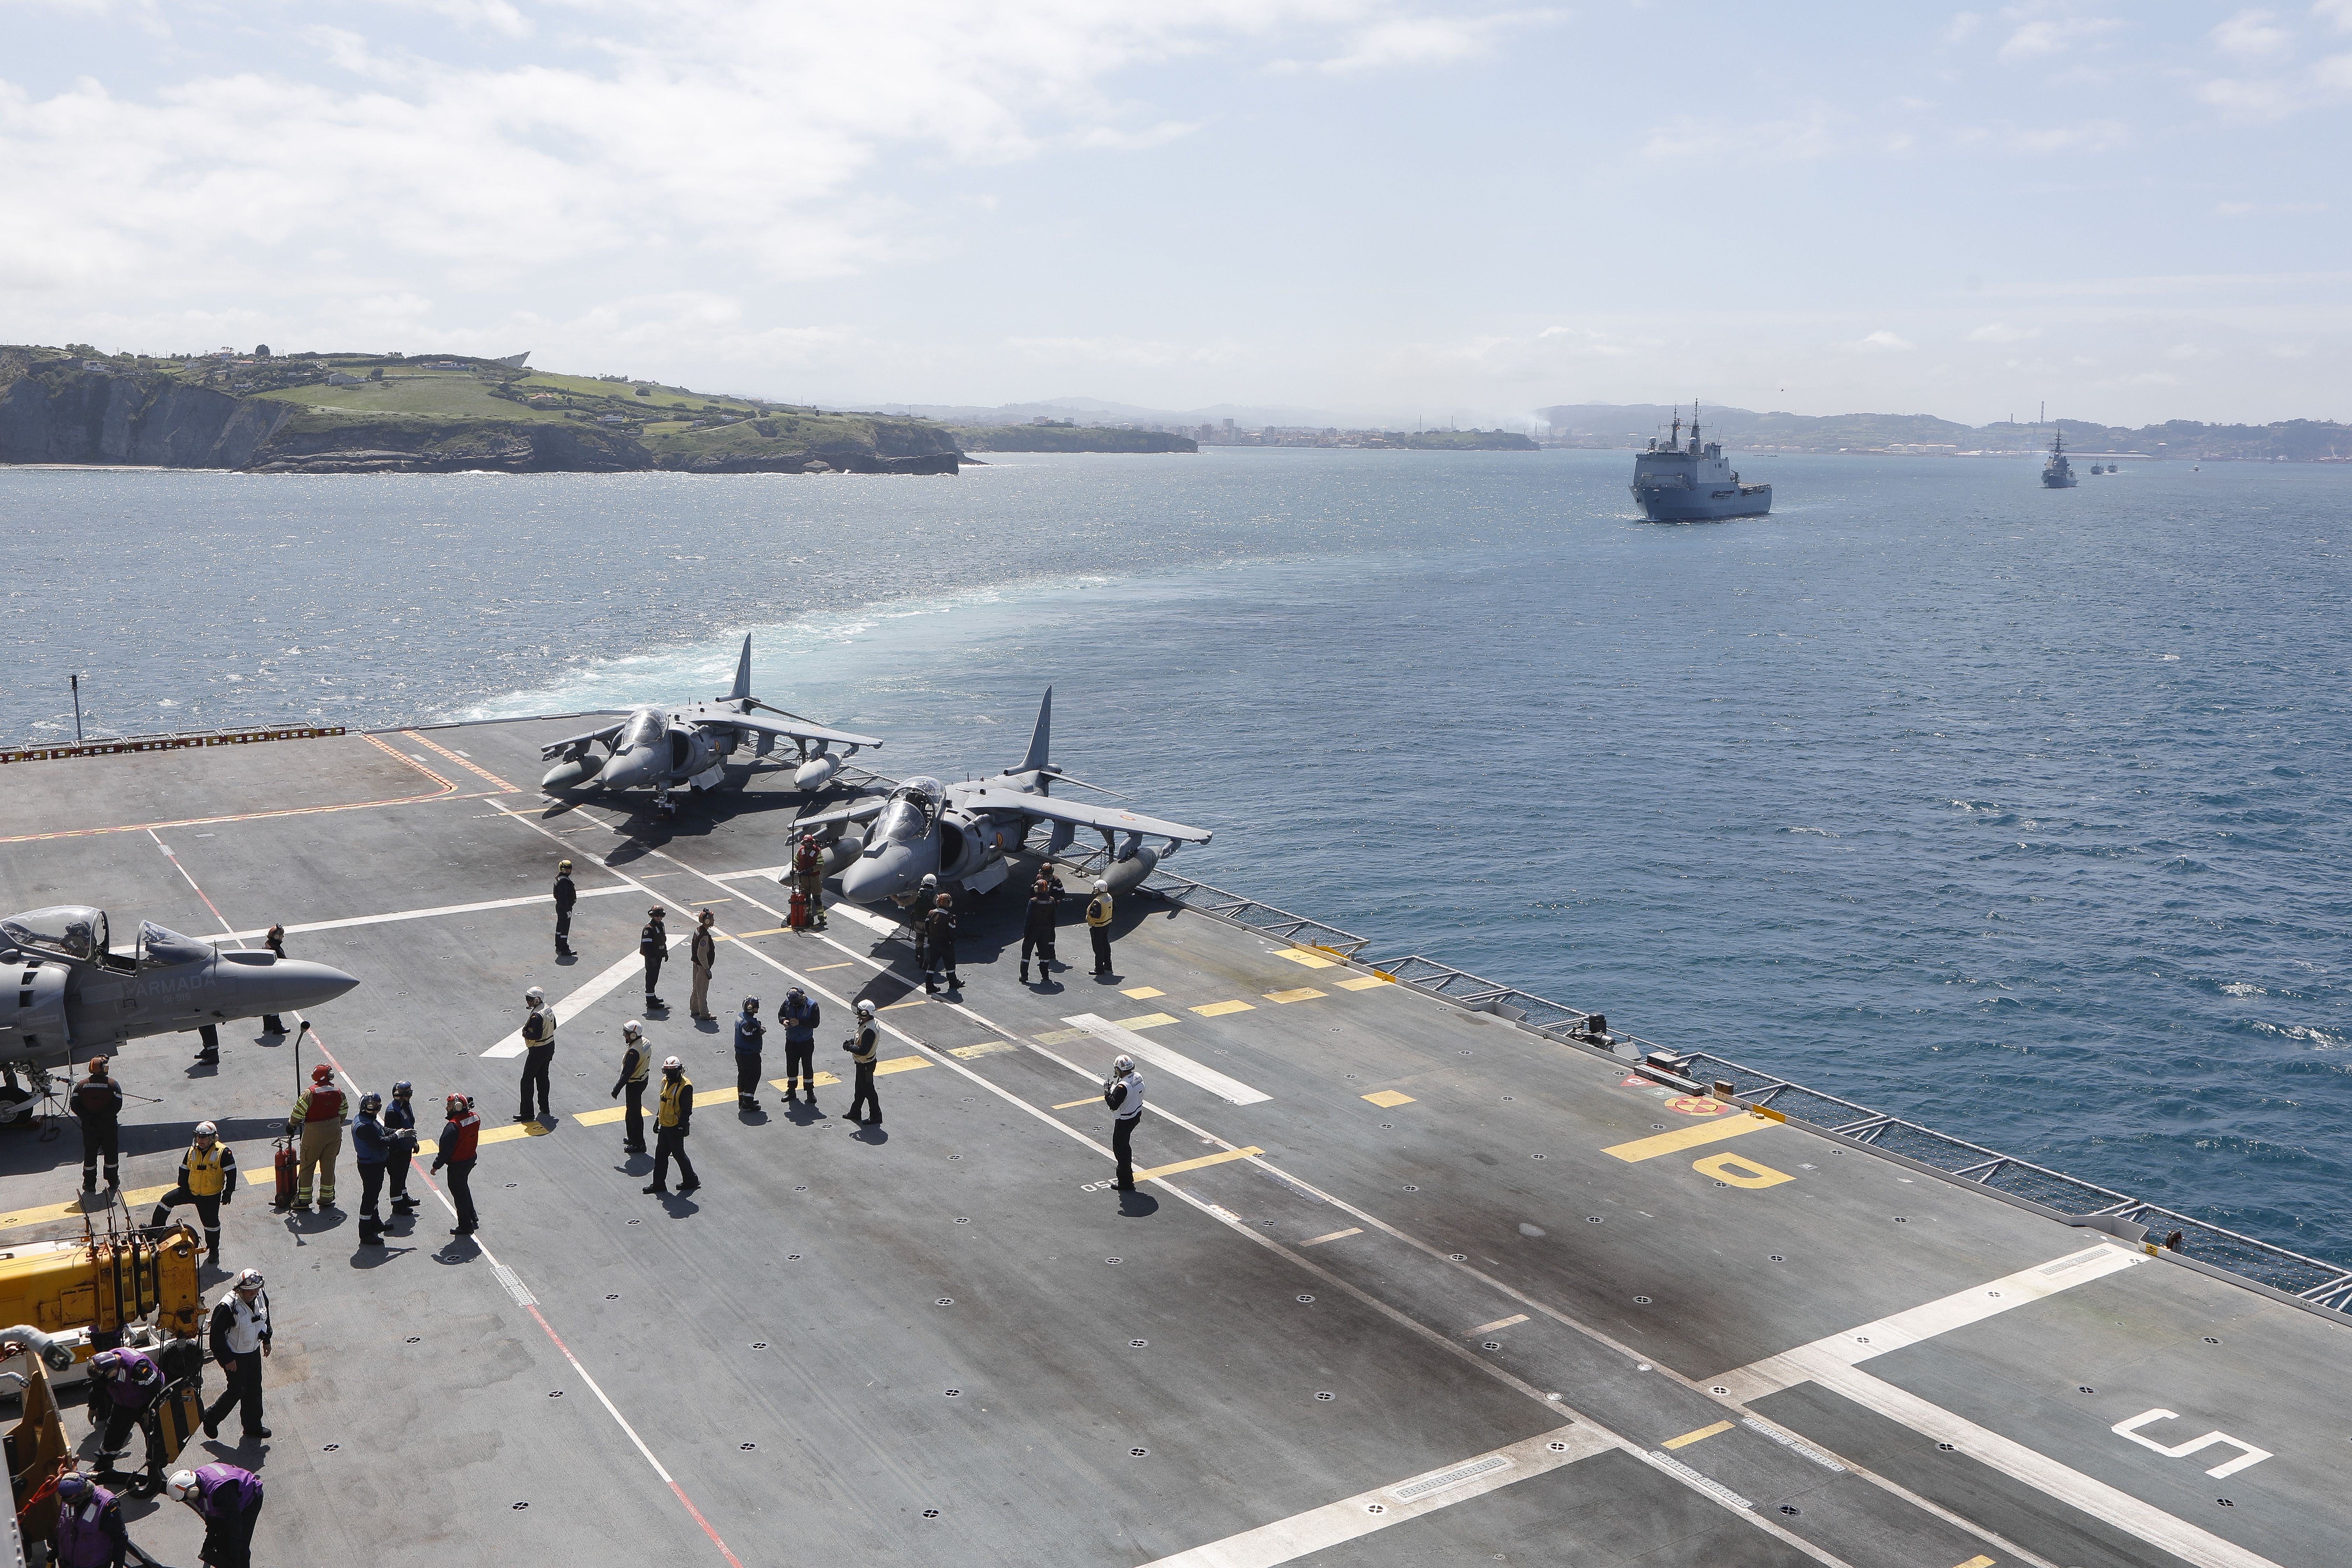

{"left": 0, "top": 354, "right": 294, "bottom": 467}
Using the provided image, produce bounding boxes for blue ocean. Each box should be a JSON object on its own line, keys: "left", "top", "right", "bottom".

{"left": 6, "top": 450, "right": 2349, "bottom": 1264}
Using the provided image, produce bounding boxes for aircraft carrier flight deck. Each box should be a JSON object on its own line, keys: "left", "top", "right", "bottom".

{"left": 0, "top": 719, "right": 2343, "bottom": 1568}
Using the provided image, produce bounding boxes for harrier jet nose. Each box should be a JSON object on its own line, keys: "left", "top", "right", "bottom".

{"left": 229, "top": 954, "right": 361, "bottom": 1015}
{"left": 839, "top": 842, "right": 921, "bottom": 904}
{"left": 598, "top": 746, "right": 663, "bottom": 793}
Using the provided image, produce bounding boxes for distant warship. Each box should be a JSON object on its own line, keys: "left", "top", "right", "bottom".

{"left": 2042, "top": 424, "right": 2077, "bottom": 488}
{"left": 1630, "top": 405, "right": 1771, "bottom": 521}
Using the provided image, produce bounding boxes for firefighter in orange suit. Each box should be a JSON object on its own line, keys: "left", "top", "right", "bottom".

{"left": 287, "top": 1064, "right": 345, "bottom": 1212}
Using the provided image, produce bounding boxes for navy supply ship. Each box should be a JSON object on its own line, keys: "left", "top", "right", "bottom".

{"left": 2042, "top": 424, "right": 2078, "bottom": 487}
{"left": 1630, "top": 406, "right": 1771, "bottom": 521}
{"left": 0, "top": 717, "right": 2346, "bottom": 1568}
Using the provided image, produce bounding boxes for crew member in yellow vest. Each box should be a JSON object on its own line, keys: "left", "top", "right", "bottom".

{"left": 608, "top": 1021, "right": 652, "bottom": 1156}
{"left": 643, "top": 1057, "right": 699, "bottom": 1197}
{"left": 1086, "top": 880, "right": 1116, "bottom": 976}
{"left": 844, "top": 999, "right": 881, "bottom": 1126}
{"left": 150, "top": 1121, "right": 238, "bottom": 1261}
{"left": 288, "top": 1064, "right": 345, "bottom": 1212}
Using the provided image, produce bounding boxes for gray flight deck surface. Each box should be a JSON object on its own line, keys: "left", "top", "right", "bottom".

{"left": 0, "top": 719, "right": 2342, "bottom": 1568}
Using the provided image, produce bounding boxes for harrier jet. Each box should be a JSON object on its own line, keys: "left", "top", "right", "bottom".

{"left": 539, "top": 635, "right": 883, "bottom": 814}
{"left": 0, "top": 905, "right": 359, "bottom": 1072}
{"left": 796, "top": 690, "right": 1210, "bottom": 902}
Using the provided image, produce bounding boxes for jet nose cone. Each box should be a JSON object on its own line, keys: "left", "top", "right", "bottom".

{"left": 248, "top": 959, "right": 362, "bottom": 1015}
{"left": 839, "top": 844, "right": 918, "bottom": 904}
{"left": 599, "top": 746, "right": 661, "bottom": 792}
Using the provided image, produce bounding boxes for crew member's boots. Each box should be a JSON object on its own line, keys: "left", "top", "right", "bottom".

{"left": 359, "top": 1216, "right": 383, "bottom": 1246}
{"left": 320, "top": 1183, "right": 337, "bottom": 1211}
{"left": 291, "top": 1181, "right": 312, "bottom": 1214}
{"left": 203, "top": 1227, "right": 221, "bottom": 1263}
{"left": 193, "top": 1025, "right": 220, "bottom": 1065}
{"left": 1018, "top": 965, "right": 1029, "bottom": 983}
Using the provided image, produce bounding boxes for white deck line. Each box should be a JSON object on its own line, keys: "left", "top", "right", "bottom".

{"left": 1062, "top": 1013, "right": 1272, "bottom": 1105}
{"left": 221, "top": 883, "right": 639, "bottom": 942}
{"left": 1136, "top": 1424, "right": 1608, "bottom": 1568}
{"left": 481, "top": 933, "right": 687, "bottom": 1057}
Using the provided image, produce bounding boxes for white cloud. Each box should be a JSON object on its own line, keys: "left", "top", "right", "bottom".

{"left": 2316, "top": 0, "right": 2352, "bottom": 33}
{"left": 1278, "top": 10, "right": 1559, "bottom": 75}
{"left": 1999, "top": 14, "right": 2124, "bottom": 61}
{"left": 2212, "top": 9, "right": 2294, "bottom": 59}
{"left": 1849, "top": 330, "right": 1916, "bottom": 353}
{"left": 1944, "top": 12, "right": 1985, "bottom": 44}
{"left": 2007, "top": 118, "right": 2131, "bottom": 152}
{"left": 1642, "top": 106, "right": 1842, "bottom": 161}
{"left": 2196, "top": 74, "right": 2302, "bottom": 118}
{"left": 1969, "top": 322, "right": 2039, "bottom": 342}
{"left": 2163, "top": 342, "right": 2203, "bottom": 359}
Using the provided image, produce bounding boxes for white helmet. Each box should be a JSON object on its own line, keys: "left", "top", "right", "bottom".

{"left": 526, "top": 986, "right": 546, "bottom": 1005}
{"left": 1093, "top": 880, "right": 1108, "bottom": 894}
{"left": 1113, "top": 1054, "right": 1134, "bottom": 1074}
{"left": 166, "top": 1468, "right": 200, "bottom": 1502}
{"left": 193, "top": 1121, "right": 218, "bottom": 1139}
{"left": 920, "top": 873, "right": 937, "bottom": 887}
{"left": 855, "top": 999, "right": 876, "bottom": 1017}
{"left": 234, "top": 1267, "right": 265, "bottom": 1291}
{"left": 623, "top": 1020, "right": 642, "bottom": 1038}
{"left": 662, "top": 1055, "right": 682, "bottom": 1070}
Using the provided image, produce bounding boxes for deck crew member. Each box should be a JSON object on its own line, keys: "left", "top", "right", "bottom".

{"left": 150, "top": 1121, "right": 236, "bottom": 1263}
{"left": 733, "top": 996, "right": 764, "bottom": 1109}
{"left": 779, "top": 987, "right": 819, "bottom": 1105}
{"left": 351, "top": 1093, "right": 390, "bottom": 1246}
{"left": 72, "top": 1056, "right": 123, "bottom": 1193}
{"left": 907, "top": 873, "right": 938, "bottom": 973}
{"left": 690, "top": 909, "right": 718, "bottom": 1021}
{"left": 1086, "top": 880, "right": 1115, "bottom": 975}
{"left": 384, "top": 1081, "right": 420, "bottom": 1213}
{"left": 51, "top": 1470, "right": 130, "bottom": 1568}
{"left": 844, "top": 999, "right": 881, "bottom": 1126}
{"left": 609, "top": 1021, "right": 652, "bottom": 1153}
{"left": 86, "top": 1349, "right": 163, "bottom": 1468}
{"left": 167, "top": 1464, "right": 264, "bottom": 1568}
{"left": 640, "top": 905, "right": 669, "bottom": 1012}
{"left": 200, "top": 1269, "right": 271, "bottom": 1443}
{"left": 643, "top": 1057, "right": 699, "bottom": 1196}
{"left": 287, "top": 1064, "right": 344, "bottom": 1213}
{"left": 923, "top": 892, "right": 960, "bottom": 994}
{"left": 192, "top": 1023, "right": 221, "bottom": 1065}
{"left": 258, "top": 922, "right": 289, "bottom": 1034}
{"left": 429, "top": 1093, "right": 481, "bottom": 1236}
{"left": 515, "top": 986, "right": 555, "bottom": 1123}
{"left": 794, "top": 831, "right": 827, "bottom": 929}
{"left": 1019, "top": 874, "right": 1058, "bottom": 984}
{"left": 553, "top": 858, "right": 578, "bottom": 957}
{"left": 1104, "top": 1054, "right": 1144, "bottom": 1192}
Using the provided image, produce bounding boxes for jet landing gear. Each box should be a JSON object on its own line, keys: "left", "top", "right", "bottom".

{"left": 653, "top": 785, "right": 678, "bottom": 820}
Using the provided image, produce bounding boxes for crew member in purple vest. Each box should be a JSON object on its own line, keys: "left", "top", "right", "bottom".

{"left": 168, "top": 1463, "right": 264, "bottom": 1568}
{"left": 84, "top": 1349, "right": 162, "bottom": 1469}
{"left": 51, "top": 1471, "right": 129, "bottom": 1568}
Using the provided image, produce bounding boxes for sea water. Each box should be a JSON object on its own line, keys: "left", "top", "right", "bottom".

{"left": 6, "top": 450, "right": 2350, "bottom": 1262}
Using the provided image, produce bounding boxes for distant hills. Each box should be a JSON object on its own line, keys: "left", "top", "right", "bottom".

{"left": 1538, "top": 403, "right": 2352, "bottom": 462}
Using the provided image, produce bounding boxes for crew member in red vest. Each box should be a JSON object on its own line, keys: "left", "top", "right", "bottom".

{"left": 287, "top": 1064, "right": 345, "bottom": 1212}
{"left": 429, "top": 1092, "right": 481, "bottom": 1237}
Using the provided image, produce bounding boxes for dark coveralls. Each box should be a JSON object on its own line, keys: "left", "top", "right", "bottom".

{"left": 650, "top": 1073, "right": 697, "bottom": 1193}
{"left": 186, "top": 1463, "right": 263, "bottom": 1568}
{"left": 1088, "top": 891, "right": 1115, "bottom": 975}
{"left": 430, "top": 1109, "right": 481, "bottom": 1233}
{"left": 780, "top": 995, "right": 819, "bottom": 1098}
{"left": 923, "top": 903, "right": 959, "bottom": 992}
{"left": 1020, "top": 882, "right": 1058, "bottom": 979}
{"left": 258, "top": 926, "right": 287, "bottom": 1034}
{"left": 517, "top": 1006, "right": 554, "bottom": 1121}
{"left": 846, "top": 1021, "right": 881, "bottom": 1125}
{"left": 1105, "top": 1070, "right": 1144, "bottom": 1191}
{"left": 553, "top": 869, "right": 577, "bottom": 955}
{"left": 203, "top": 1292, "right": 270, "bottom": 1440}
{"left": 641, "top": 915, "right": 667, "bottom": 1008}
{"left": 91, "top": 1349, "right": 161, "bottom": 1461}
{"left": 733, "top": 1011, "right": 765, "bottom": 1105}
{"left": 351, "top": 1110, "right": 389, "bottom": 1234}
{"left": 610, "top": 1041, "right": 650, "bottom": 1153}
{"left": 72, "top": 1075, "right": 122, "bottom": 1191}
{"left": 384, "top": 1094, "right": 418, "bottom": 1208}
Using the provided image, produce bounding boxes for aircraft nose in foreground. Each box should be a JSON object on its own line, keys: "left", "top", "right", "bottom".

{"left": 231, "top": 955, "right": 362, "bottom": 1015}
{"left": 839, "top": 841, "right": 930, "bottom": 904}
{"left": 596, "top": 745, "right": 665, "bottom": 793}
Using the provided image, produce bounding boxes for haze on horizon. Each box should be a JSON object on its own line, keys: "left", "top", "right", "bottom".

{"left": 5, "top": 1, "right": 2348, "bottom": 429}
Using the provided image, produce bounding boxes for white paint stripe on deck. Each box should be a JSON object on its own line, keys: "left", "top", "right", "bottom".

{"left": 482, "top": 933, "right": 687, "bottom": 1057}
{"left": 221, "top": 884, "right": 640, "bottom": 943}
{"left": 1717, "top": 1242, "right": 2143, "bottom": 1401}
{"left": 1062, "top": 1013, "right": 1271, "bottom": 1105}
{"left": 1137, "top": 1424, "right": 1608, "bottom": 1568}
{"left": 1805, "top": 1361, "right": 2281, "bottom": 1568}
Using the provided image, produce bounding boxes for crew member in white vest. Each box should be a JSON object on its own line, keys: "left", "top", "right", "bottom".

{"left": 1104, "top": 1054, "right": 1144, "bottom": 1193}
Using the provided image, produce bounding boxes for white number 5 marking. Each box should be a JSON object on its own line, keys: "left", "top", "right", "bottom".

{"left": 2112, "top": 1409, "right": 2274, "bottom": 1478}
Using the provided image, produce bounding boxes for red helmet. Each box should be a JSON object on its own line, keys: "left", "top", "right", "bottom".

{"left": 311, "top": 1064, "right": 334, "bottom": 1083}
{"left": 445, "top": 1092, "right": 471, "bottom": 1114}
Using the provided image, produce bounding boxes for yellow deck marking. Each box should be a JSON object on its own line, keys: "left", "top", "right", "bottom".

{"left": 1192, "top": 1000, "right": 1254, "bottom": 1017}
{"left": 1034, "top": 1028, "right": 1091, "bottom": 1046}
{"left": 728, "top": 927, "right": 788, "bottom": 939}
{"left": 1470, "top": 1314, "right": 1529, "bottom": 1334}
{"left": 1692, "top": 1151, "right": 1793, "bottom": 1188}
{"left": 1953, "top": 1558, "right": 1996, "bottom": 1568}
{"left": 1362, "top": 1089, "right": 1416, "bottom": 1108}
{"left": 477, "top": 1119, "right": 556, "bottom": 1146}
{"left": 1134, "top": 1146, "right": 1264, "bottom": 1182}
{"left": 806, "top": 962, "right": 856, "bottom": 970}
{"left": 1265, "top": 987, "right": 1326, "bottom": 1003}
{"left": 1335, "top": 974, "right": 1392, "bottom": 990}
{"left": 1112, "top": 1013, "right": 1180, "bottom": 1030}
{"left": 1122, "top": 986, "right": 1165, "bottom": 999}
{"left": 1300, "top": 1227, "right": 1362, "bottom": 1246}
{"left": 1604, "top": 1112, "right": 1778, "bottom": 1163}
{"left": 1051, "top": 1097, "right": 1098, "bottom": 1111}
{"left": 881, "top": 997, "right": 929, "bottom": 1010}
{"left": 1276, "top": 948, "right": 1336, "bottom": 968}
{"left": 402, "top": 729, "right": 517, "bottom": 791}
{"left": 948, "top": 1041, "right": 1015, "bottom": 1059}
{"left": 875, "top": 1055, "right": 931, "bottom": 1076}
{"left": 1661, "top": 1420, "right": 1733, "bottom": 1451}
{"left": 573, "top": 1088, "right": 739, "bottom": 1126}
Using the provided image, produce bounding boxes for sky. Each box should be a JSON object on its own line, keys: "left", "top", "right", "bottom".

{"left": 4, "top": 1, "right": 2350, "bottom": 427}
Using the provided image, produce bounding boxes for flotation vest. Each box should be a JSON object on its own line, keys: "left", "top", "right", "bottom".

{"left": 657, "top": 1076, "right": 692, "bottom": 1128}
{"left": 186, "top": 1141, "right": 228, "bottom": 1197}
{"left": 301, "top": 1085, "right": 344, "bottom": 1123}
{"left": 444, "top": 1110, "right": 481, "bottom": 1162}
